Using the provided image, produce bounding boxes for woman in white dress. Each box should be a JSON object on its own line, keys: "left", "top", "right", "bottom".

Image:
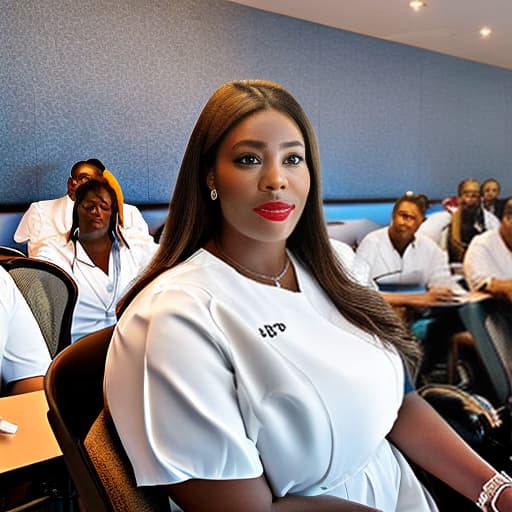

{"left": 105, "top": 80, "right": 512, "bottom": 512}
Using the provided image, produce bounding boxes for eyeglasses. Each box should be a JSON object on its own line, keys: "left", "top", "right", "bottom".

{"left": 79, "top": 202, "right": 112, "bottom": 213}
{"left": 70, "top": 174, "right": 93, "bottom": 185}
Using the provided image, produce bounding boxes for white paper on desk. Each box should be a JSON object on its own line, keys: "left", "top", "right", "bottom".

{"left": 0, "top": 417, "right": 18, "bottom": 434}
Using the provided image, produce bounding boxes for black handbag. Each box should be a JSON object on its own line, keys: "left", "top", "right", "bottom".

{"left": 416, "top": 384, "right": 511, "bottom": 511}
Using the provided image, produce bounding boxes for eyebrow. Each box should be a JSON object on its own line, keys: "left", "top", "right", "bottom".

{"left": 232, "top": 139, "right": 304, "bottom": 151}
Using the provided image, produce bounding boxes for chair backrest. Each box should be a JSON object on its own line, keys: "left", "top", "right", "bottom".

{"left": 0, "top": 245, "right": 26, "bottom": 259}
{"left": 458, "top": 298, "right": 512, "bottom": 406}
{"left": 1, "top": 257, "right": 77, "bottom": 357}
{"left": 44, "top": 325, "right": 170, "bottom": 512}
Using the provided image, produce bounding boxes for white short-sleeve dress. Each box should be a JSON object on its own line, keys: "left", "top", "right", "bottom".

{"left": 105, "top": 249, "right": 437, "bottom": 511}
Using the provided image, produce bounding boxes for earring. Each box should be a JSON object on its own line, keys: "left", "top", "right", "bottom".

{"left": 210, "top": 188, "right": 218, "bottom": 201}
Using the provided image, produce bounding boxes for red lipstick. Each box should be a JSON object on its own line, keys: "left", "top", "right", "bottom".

{"left": 253, "top": 201, "right": 295, "bottom": 221}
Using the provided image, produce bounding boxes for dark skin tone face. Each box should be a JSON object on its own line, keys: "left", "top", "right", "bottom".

{"left": 388, "top": 200, "right": 424, "bottom": 255}
{"left": 67, "top": 164, "right": 101, "bottom": 200}
{"left": 76, "top": 187, "right": 114, "bottom": 275}
{"left": 458, "top": 181, "right": 481, "bottom": 210}
{"left": 77, "top": 188, "right": 113, "bottom": 239}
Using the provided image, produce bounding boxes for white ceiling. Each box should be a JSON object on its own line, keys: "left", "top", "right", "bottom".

{"left": 229, "top": 0, "right": 512, "bottom": 70}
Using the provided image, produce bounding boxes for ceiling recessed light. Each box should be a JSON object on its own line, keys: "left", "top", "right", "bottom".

{"left": 480, "top": 26, "right": 492, "bottom": 38}
{"left": 409, "top": 0, "right": 427, "bottom": 11}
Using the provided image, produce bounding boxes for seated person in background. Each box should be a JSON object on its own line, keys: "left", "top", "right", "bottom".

{"left": 481, "top": 178, "right": 505, "bottom": 219}
{"left": 357, "top": 192, "right": 457, "bottom": 308}
{"left": 417, "top": 178, "right": 500, "bottom": 261}
{"left": 105, "top": 80, "right": 512, "bottom": 512}
{"left": 0, "top": 266, "right": 50, "bottom": 395}
{"left": 37, "top": 178, "right": 158, "bottom": 342}
{"left": 464, "top": 197, "right": 512, "bottom": 301}
{"left": 14, "top": 158, "right": 153, "bottom": 256}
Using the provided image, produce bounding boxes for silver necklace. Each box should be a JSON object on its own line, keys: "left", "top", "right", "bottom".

{"left": 215, "top": 242, "right": 290, "bottom": 288}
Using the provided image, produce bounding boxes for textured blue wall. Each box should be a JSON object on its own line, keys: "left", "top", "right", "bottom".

{"left": 1, "top": 0, "right": 512, "bottom": 205}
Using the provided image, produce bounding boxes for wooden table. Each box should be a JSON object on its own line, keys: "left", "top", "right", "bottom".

{"left": 0, "top": 390, "right": 61, "bottom": 475}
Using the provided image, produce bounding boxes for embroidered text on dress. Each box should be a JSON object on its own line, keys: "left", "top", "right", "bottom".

{"left": 259, "top": 323, "right": 286, "bottom": 338}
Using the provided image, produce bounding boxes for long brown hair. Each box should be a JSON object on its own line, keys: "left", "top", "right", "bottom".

{"left": 119, "top": 79, "right": 421, "bottom": 370}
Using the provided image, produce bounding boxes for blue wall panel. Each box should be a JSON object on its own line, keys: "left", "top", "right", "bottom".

{"left": 1, "top": 0, "right": 512, "bottom": 206}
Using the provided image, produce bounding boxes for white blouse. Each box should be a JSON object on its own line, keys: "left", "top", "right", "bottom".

{"left": 37, "top": 236, "right": 157, "bottom": 342}
{"left": 105, "top": 249, "right": 436, "bottom": 511}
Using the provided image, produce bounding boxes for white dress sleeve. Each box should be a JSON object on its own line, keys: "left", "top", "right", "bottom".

{"left": 0, "top": 268, "right": 51, "bottom": 387}
{"left": 105, "top": 286, "right": 263, "bottom": 486}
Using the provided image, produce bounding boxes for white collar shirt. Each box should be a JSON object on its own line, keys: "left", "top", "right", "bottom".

{"left": 356, "top": 227, "right": 452, "bottom": 287}
{"left": 464, "top": 229, "right": 512, "bottom": 288}
{"left": 417, "top": 209, "right": 500, "bottom": 251}
{"left": 36, "top": 236, "right": 157, "bottom": 342}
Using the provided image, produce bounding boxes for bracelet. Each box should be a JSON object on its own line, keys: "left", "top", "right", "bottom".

{"left": 476, "top": 471, "right": 512, "bottom": 511}
{"left": 490, "top": 483, "right": 512, "bottom": 512}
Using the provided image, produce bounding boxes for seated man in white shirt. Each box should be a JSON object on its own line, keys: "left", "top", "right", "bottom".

{"left": 464, "top": 197, "right": 512, "bottom": 301}
{"left": 357, "top": 193, "right": 457, "bottom": 308}
{"left": 417, "top": 179, "right": 500, "bottom": 261}
{"left": 14, "top": 158, "right": 153, "bottom": 256}
{"left": 358, "top": 193, "right": 467, "bottom": 382}
{"left": 0, "top": 266, "right": 51, "bottom": 395}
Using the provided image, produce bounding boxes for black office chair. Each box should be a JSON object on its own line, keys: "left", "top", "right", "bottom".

{"left": 458, "top": 298, "right": 512, "bottom": 410}
{"left": 44, "top": 326, "right": 171, "bottom": 512}
{"left": 0, "top": 244, "right": 26, "bottom": 259}
{"left": 1, "top": 257, "right": 77, "bottom": 357}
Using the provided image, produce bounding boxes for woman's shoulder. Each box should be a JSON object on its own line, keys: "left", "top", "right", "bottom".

{"left": 144, "top": 249, "right": 225, "bottom": 293}
{"left": 35, "top": 237, "right": 74, "bottom": 267}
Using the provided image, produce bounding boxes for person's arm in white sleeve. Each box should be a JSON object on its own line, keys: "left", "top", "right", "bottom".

{"left": 463, "top": 238, "right": 496, "bottom": 290}
{"left": 1, "top": 268, "right": 51, "bottom": 395}
{"left": 465, "top": 238, "right": 512, "bottom": 301}
{"left": 13, "top": 203, "right": 43, "bottom": 245}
